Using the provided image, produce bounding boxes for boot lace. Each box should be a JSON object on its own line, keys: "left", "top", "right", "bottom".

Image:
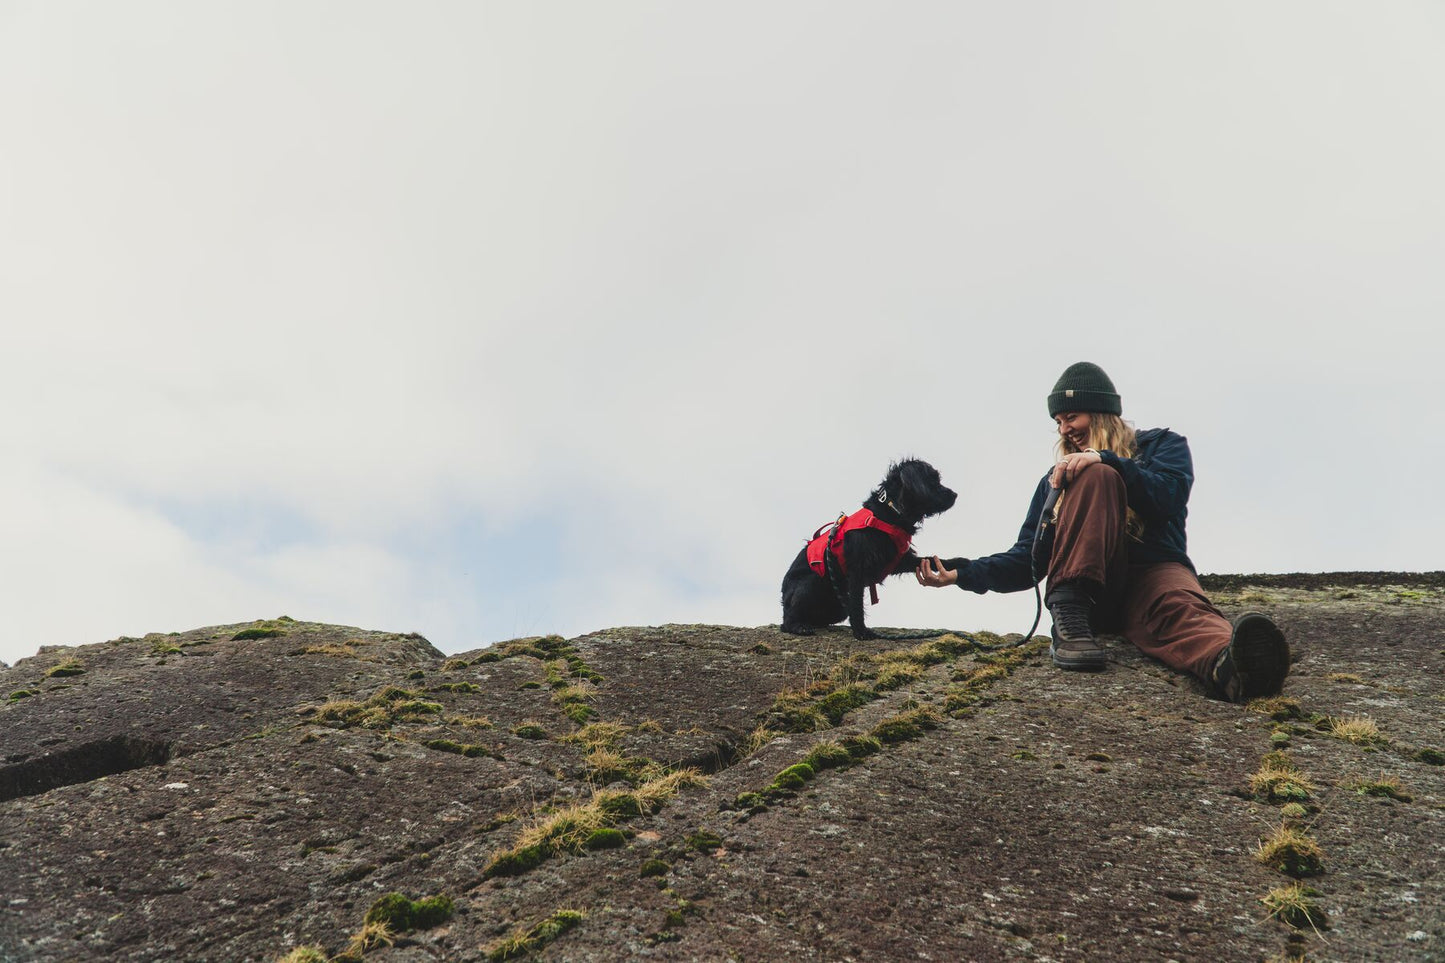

{"left": 1050, "top": 600, "right": 1093, "bottom": 641}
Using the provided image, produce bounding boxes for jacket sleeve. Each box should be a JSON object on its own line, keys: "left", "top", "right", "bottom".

{"left": 1097, "top": 429, "right": 1193, "bottom": 522}
{"left": 954, "top": 476, "right": 1051, "bottom": 594}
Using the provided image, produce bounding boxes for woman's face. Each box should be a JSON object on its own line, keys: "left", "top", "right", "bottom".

{"left": 1055, "top": 411, "right": 1092, "bottom": 450}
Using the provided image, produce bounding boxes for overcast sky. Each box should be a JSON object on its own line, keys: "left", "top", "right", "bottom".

{"left": 2, "top": 3, "right": 1441, "bottom": 666}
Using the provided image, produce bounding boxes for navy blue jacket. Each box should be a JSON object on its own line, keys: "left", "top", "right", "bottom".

{"left": 954, "top": 428, "right": 1195, "bottom": 594}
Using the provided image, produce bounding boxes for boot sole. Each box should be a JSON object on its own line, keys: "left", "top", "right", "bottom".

{"left": 1231, "top": 612, "right": 1290, "bottom": 701}
{"left": 1050, "top": 638, "right": 1108, "bottom": 672}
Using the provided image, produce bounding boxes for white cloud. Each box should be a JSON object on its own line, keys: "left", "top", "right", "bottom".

{"left": 2, "top": 3, "right": 1441, "bottom": 664}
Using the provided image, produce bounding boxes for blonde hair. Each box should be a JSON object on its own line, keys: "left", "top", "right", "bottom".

{"left": 1054, "top": 413, "right": 1143, "bottom": 539}
{"left": 1055, "top": 413, "right": 1137, "bottom": 461}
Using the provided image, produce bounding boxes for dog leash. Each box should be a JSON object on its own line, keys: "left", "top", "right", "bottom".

{"left": 1022, "top": 482, "right": 1066, "bottom": 644}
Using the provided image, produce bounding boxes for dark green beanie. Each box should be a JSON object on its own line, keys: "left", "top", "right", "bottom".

{"left": 1047, "top": 362, "right": 1121, "bottom": 417}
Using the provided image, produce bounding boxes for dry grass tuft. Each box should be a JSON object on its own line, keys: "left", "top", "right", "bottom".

{"left": 485, "top": 909, "right": 586, "bottom": 962}
{"left": 485, "top": 769, "right": 705, "bottom": 878}
{"left": 1348, "top": 773, "right": 1412, "bottom": 802}
{"left": 1261, "top": 882, "right": 1327, "bottom": 931}
{"left": 302, "top": 643, "right": 381, "bottom": 662}
{"left": 272, "top": 947, "right": 328, "bottom": 963}
{"left": 564, "top": 721, "right": 629, "bottom": 749}
{"left": 1250, "top": 755, "right": 1316, "bottom": 802}
{"left": 742, "top": 725, "right": 778, "bottom": 756}
{"left": 1329, "top": 714, "right": 1384, "bottom": 746}
{"left": 341, "top": 920, "right": 395, "bottom": 958}
{"left": 1246, "top": 696, "right": 1304, "bottom": 721}
{"left": 1256, "top": 823, "right": 1325, "bottom": 877}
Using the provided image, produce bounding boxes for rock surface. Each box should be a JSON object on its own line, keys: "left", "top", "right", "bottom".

{"left": 1, "top": 576, "right": 1442, "bottom": 962}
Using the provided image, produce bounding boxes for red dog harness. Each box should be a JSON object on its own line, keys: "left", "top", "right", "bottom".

{"left": 806, "top": 508, "right": 913, "bottom": 604}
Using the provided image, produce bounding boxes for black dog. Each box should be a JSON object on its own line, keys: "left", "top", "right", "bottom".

{"left": 780, "top": 459, "right": 956, "bottom": 640}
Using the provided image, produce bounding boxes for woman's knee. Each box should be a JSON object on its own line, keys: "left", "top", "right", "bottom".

{"left": 1071, "top": 464, "right": 1124, "bottom": 497}
{"left": 1141, "top": 587, "right": 1229, "bottom": 634}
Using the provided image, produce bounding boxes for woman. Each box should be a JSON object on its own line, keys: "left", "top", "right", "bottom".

{"left": 915, "top": 361, "right": 1288, "bottom": 703}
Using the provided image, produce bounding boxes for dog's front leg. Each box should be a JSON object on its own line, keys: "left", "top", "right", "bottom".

{"left": 892, "top": 549, "right": 922, "bottom": 576}
{"left": 847, "top": 569, "right": 876, "bottom": 641}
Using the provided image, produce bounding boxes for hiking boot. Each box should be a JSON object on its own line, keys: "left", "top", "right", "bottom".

{"left": 1047, "top": 583, "right": 1107, "bottom": 671}
{"left": 1212, "top": 612, "right": 1289, "bottom": 703}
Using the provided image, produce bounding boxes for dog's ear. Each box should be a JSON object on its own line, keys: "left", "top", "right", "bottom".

{"left": 878, "top": 460, "right": 905, "bottom": 503}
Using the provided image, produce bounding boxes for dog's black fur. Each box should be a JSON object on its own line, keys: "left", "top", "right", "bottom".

{"left": 780, "top": 459, "right": 957, "bottom": 640}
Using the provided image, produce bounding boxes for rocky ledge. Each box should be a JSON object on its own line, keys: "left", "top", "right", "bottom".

{"left": 0, "top": 574, "right": 1441, "bottom": 962}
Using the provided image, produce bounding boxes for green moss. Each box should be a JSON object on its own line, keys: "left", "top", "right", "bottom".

{"left": 511, "top": 722, "right": 549, "bottom": 740}
{"left": 686, "top": 829, "right": 723, "bottom": 852}
{"left": 483, "top": 843, "right": 550, "bottom": 878}
{"left": 776, "top": 762, "right": 816, "bottom": 784}
{"left": 7, "top": 689, "right": 37, "bottom": 702}
{"left": 231, "top": 622, "right": 286, "bottom": 641}
{"left": 734, "top": 791, "right": 767, "bottom": 811}
{"left": 424, "top": 739, "right": 494, "bottom": 759}
{"left": 431, "top": 681, "right": 481, "bottom": 693}
{"left": 748, "top": 642, "right": 773, "bottom": 655}
{"left": 564, "top": 656, "right": 604, "bottom": 683}
{"left": 772, "top": 771, "right": 806, "bottom": 791}
{"left": 1084, "top": 752, "right": 1112, "bottom": 763}
{"left": 1012, "top": 749, "right": 1039, "bottom": 761}
{"left": 363, "top": 892, "right": 455, "bottom": 931}
{"left": 474, "top": 651, "right": 502, "bottom": 663}
{"left": 874, "top": 664, "right": 923, "bottom": 691}
{"left": 407, "top": 669, "right": 425, "bottom": 680}
{"left": 840, "top": 734, "right": 882, "bottom": 759}
{"left": 1414, "top": 747, "right": 1445, "bottom": 765}
{"left": 584, "top": 827, "right": 626, "bottom": 850}
{"left": 1279, "top": 802, "right": 1309, "bottom": 820}
{"left": 746, "top": 755, "right": 828, "bottom": 807}
{"left": 1252, "top": 767, "right": 1315, "bottom": 803}
{"left": 803, "top": 741, "right": 852, "bottom": 771}
{"left": 871, "top": 706, "right": 941, "bottom": 744}
{"left": 442, "top": 658, "right": 470, "bottom": 671}
{"left": 942, "top": 690, "right": 982, "bottom": 716}
{"left": 45, "top": 659, "right": 85, "bottom": 678}
{"left": 763, "top": 686, "right": 831, "bottom": 733}
{"left": 639, "top": 858, "right": 670, "bottom": 878}
{"left": 816, "top": 684, "right": 878, "bottom": 724}
{"left": 563, "top": 703, "right": 596, "bottom": 725}
{"left": 591, "top": 790, "right": 641, "bottom": 818}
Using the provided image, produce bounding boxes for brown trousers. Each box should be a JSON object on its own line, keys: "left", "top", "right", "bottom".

{"left": 1048, "top": 466, "right": 1230, "bottom": 682}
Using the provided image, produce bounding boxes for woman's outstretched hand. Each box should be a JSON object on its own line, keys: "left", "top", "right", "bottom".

{"left": 915, "top": 556, "right": 958, "bottom": 587}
